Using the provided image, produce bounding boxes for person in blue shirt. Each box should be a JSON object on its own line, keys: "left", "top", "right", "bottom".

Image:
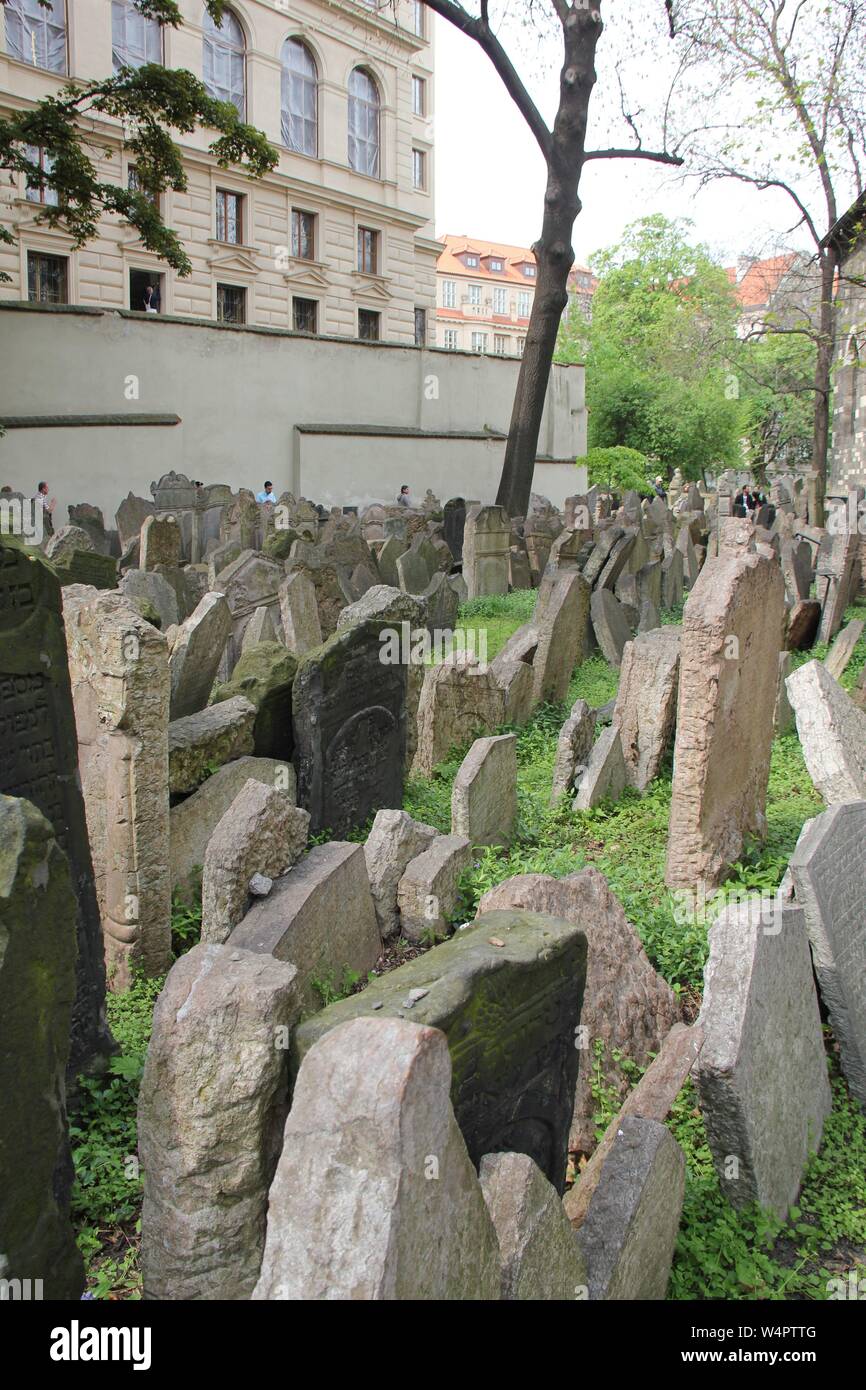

{"left": 256, "top": 481, "right": 277, "bottom": 504}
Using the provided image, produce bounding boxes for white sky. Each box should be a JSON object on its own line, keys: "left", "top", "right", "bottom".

{"left": 432, "top": 11, "right": 810, "bottom": 269}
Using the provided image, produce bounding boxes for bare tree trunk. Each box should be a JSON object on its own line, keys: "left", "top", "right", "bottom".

{"left": 810, "top": 247, "right": 838, "bottom": 528}
{"left": 495, "top": 12, "right": 601, "bottom": 518}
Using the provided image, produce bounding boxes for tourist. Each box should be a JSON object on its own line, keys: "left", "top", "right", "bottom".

{"left": 256, "top": 481, "right": 277, "bottom": 504}
{"left": 33, "top": 480, "right": 56, "bottom": 537}
{"left": 733, "top": 488, "right": 747, "bottom": 518}
{"left": 143, "top": 284, "right": 158, "bottom": 313}
{"left": 653, "top": 475, "right": 667, "bottom": 500}
{"left": 397, "top": 484, "right": 411, "bottom": 507}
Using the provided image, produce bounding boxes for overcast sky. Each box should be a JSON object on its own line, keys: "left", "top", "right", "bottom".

{"left": 432, "top": 11, "right": 809, "bottom": 270}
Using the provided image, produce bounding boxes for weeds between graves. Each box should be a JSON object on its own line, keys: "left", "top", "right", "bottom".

{"left": 71, "top": 591, "right": 866, "bottom": 1299}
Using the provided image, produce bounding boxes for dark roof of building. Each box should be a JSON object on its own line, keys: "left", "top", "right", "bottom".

{"left": 822, "top": 191, "right": 866, "bottom": 256}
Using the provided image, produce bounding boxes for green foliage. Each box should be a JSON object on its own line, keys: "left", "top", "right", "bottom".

{"left": 310, "top": 965, "right": 364, "bottom": 1008}
{"left": 0, "top": 2, "right": 277, "bottom": 279}
{"left": 739, "top": 332, "right": 816, "bottom": 474}
{"left": 576, "top": 215, "right": 743, "bottom": 479}
{"left": 576, "top": 446, "right": 652, "bottom": 495}
{"left": 170, "top": 888, "right": 202, "bottom": 959}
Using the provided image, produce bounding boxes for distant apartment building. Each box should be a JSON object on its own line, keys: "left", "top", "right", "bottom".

{"left": 435, "top": 232, "right": 596, "bottom": 356}
{"left": 724, "top": 252, "right": 822, "bottom": 338}
{"left": 0, "top": 0, "right": 437, "bottom": 343}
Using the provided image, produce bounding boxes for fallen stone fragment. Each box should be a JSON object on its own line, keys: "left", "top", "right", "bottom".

{"left": 480, "top": 1151, "right": 588, "bottom": 1300}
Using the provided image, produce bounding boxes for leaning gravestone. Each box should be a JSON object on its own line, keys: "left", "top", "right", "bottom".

{"left": 786, "top": 660, "right": 866, "bottom": 803}
{"left": 532, "top": 569, "right": 590, "bottom": 704}
{"left": 0, "top": 538, "right": 111, "bottom": 1074}
{"left": 138, "top": 942, "right": 300, "bottom": 1301}
{"left": 168, "top": 591, "right": 232, "bottom": 720}
{"left": 463, "top": 505, "right": 509, "bottom": 598}
{"left": 790, "top": 801, "right": 866, "bottom": 1107}
{"left": 292, "top": 908, "right": 588, "bottom": 1191}
{"left": 253, "top": 1018, "right": 500, "bottom": 1300}
{"left": 695, "top": 900, "right": 831, "bottom": 1219}
{"left": 0, "top": 795, "right": 85, "bottom": 1299}
{"left": 116, "top": 492, "right": 156, "bottom": 551}
{"left": 550, "top": 699, "right": 596, "bottom": 803}
{"left": 614, "top": 627, "right": 680, "bottom": 793}
{"left": 292, "top": 621, "right": 406, "bottom": 836}
{"left": 665, "top": 553, "right": 785, "bottom": 890}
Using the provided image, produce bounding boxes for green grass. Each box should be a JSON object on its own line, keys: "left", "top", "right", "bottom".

{"left": 70, "top": 587, "right": 866, "bottom": 1300}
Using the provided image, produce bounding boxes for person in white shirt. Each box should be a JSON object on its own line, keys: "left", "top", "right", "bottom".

{"left": 396, "top": 484, "right": 410, "bottom": 507}
{"left": 256, "top": 481, "right": 277, "bottom": 504}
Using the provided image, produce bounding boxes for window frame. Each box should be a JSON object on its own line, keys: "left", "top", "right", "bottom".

{"left": 27, "top": 249, "right": 68, "bottom": 304}
{"left": 111, "top": 0, "right": 162, "bottom": 74}
{"left": 202, "top": 6, "right": 246, "bottom": 119}
{"left": 216, "top": 281, "right": 247, "bottom": 325}
{"left": 358, "top": 307, "right": 380, "bottom": 342}
{"left": 441, "top": 279, "right": 455, "bottom": 309}
{"left": 412, "top": 148, "right": 426, "bottom": 191}
{"left": 24, "top": 145, "right": 58, "bottom": 206}
{"left": 292, "top": 296, "right": 319, "bottom": 335}
{"left": 348, "top": 67, "right": 381, "bottom": 179}
{"left": 357, "top": 225, "right": 379, "bottom": 276}
{"left": 411, "top": 74, "right": 425, "bottom": 116}
{"left": 215, "top": 188, "right": 244, "bottom": 246}
{"left": 281, "top": 37, "right": 318, "bottom": 157}
{"left": 291, "top": 208, "right": 316, "bottom": 262}
{"left": 5, "top": 0, "right": 67, "bottom": 75}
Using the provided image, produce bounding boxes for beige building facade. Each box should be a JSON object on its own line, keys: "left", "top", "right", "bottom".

{"left": 0, "top": 0, "right": 438, "bottom": 343}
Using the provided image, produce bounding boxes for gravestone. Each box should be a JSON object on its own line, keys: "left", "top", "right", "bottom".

{"left": 550, "top": 699, "right": 596, "bottom": 802}
{"left": 63, "top": 586, "right": 172, "bottom": 987}
{"left": 115, "top": 492, "right": 155, "bottom": 551}
{"left": 168, "top": 591, "right": 232, "bottom": 719}
{"left": 279, "top": 571, "right": 322, "bottom": 656}
{"left": 292, "top": 621, "right": 406, "bottom": 836}
{"left": 396, "top": 832, "right": 472, "bottom": 941}
{"left": 253, "top": 1019, "right": 500, "bottom": 1301}
{"left": 0, "top": 795, "right": 85, "bottom": 1299}
{"left": 230, "top": 842, "right": 382, "bottom": 1013}
{"left": 573, "top": 726, "right": 627, "bottom": 810}
{"left": 0, "top": 538, "right": 111, "bottom": 1074}
{"left": 396, "top": 546, "right": 430, "bottom": 595}
{"left": 825, "top": 619, "right": 864, "bottom": 682}
{"left": 786, "top": 660, "right": 866, "bottom": 803}
{"left": 480, "top": 1151, "right": 588, "bottom": 1300}
{"left": 695, "top": 901, "right": 831, "bottom": 1218}
{"left": 443, "top": 497, "right": 467, "bottom": 561}
{"left": 614, "top": 627, "right": 681, "bottom": 792}
{"left": 364, "top": 809, "right": 438, "bottom": 939}
{"left": 377, "top": 536, "right": 409, "bottom": 588}
{"left": 532, "top": 569, "right": 590, "bottom": 704}
{"left": 665, "top": 554, "right": 785, "bottom": 890}
{"left": 590, "top": 589, "right": 632, "bottom": 667}
{"left": 168, "top": 697, "right": 257, "bottom": 795}
{"left": 210, "top": 643, "right": 297, "bottom": 762}
{"left": 412, "top": 652, "right": 506, "bottom": 778}
{"left": 138, "top": 943, "right": 300, "bottom": 1301}
{"left": 463, "top": 505, "right": 509, "bottom": 598}
{"left": 140, "top": 514, "right": 182, "bottom": 571}
{"left": 49, "top": 548, "right": 118, "bottom": 590}
{"left": 451, "top": 734, "right": 517, "bottom": 847}
{"left": 119, "top": 568, "right": 179, "bottom": 632}
{"left": 292, "top": 908, "right": 588, "bottom": 1192}
{"left": 790, "top": 802, "right": 866, "bottom": 1106}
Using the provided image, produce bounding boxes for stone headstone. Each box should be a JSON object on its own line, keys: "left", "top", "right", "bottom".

{"left": 119, "top": 568, "right": 179, "bottom": 632}
{"left": 825, "top": 619, "right": 864, "bottom": 682}
{"left": 590, "top": 589, "right": 632, "bottom": 667}
{"left": 0, "top": 540, "right": 111, "bottom": 1073}
{"left": 63, "top": 586, "right": 172, "bottom": 987}
{"left": 230, "top": 841, "right": 382, "bottom": 1012}
{"left": 665, "top": 554, "right": 785, "bottom": 890}
{"left": 463, "top": 504, "right": 509, "bottom": 598}
{"left": 201, "top": 780, "right": 310, "bottom": 945}
{"left": 211, "top": 643, "right": 297, "bottom": 762}
{"left": 168, "top": 591, "right": 232, "bottom": 720}
{"left": 443, "top": 497, "right": 467, "bottom": 561}
{"left": 550, "top": 698, "right": 596, "bottom": 802}
{"left": 785, "top": 598, "right": 821, "bottom": 650}
{"left": 790, "top": 801, "right": 866, "bottom": 1106}
{"left": 253, "top": 1018, "right": 500, "bottom": 1300}
{"left": 168, "top": 696, "right": 257, "bottom": 795}
{"left": 397, "top": 832, "right": 472, "bottom": 942}
{"left": 376, "top": 535, "right": 409, "bottom": 588}
{"left": 292, "top": 621, "right": 406, "bottom": 837}
{"left": 412, "top": 653, "right": 506, "bottom": 778}
{"left": 478, "top": 869, "right": 680, "bottom": 1157}
{"left": 532, "top": 569, "right": 590, "bottom": 704}
{"left": 661, "top": 547, "right": 683, "bottom": 609}
{"left": 363, "top": 809, "right": 438, "bottom": 939}
{"left": 138, "top": 942, "right": 299, "bottom": 1300}
{"left": 46, "top": 523, "right": 96, "bottom": 562}
{"left": 774, "top": 650, "right": 794, "bottom": 735}
{"left": 241, "top": 603, "right": 281, "bottom": 651}
{"left": 292, "top": 908, "right": 588, "bottom": 1192}
{"left": 140, "top": 514, "right": 182, "bottom": 571}
{"left": 695, "top": 901, "right": 831, "bottom": 1218}
{"left": 278, "top": 570, "right": 322, "bottom": 656}
{"left": 218, "top": 550, "right": 283, "bottom": 619}
{"left": 508, "top": 545, "right": 533, "bottom": 591}
{"left": 0, "top": 795, "right": 85, "bottom": 1298}
{"left": 785, "top": 660, "right": 866, "bottom": 802}
{"left": 480, "top": 1151, "right": 588, "bottom": 1300}
{"left": 573, "top": 725, "right": 627, "bottom": 810}
{"left": 614, "top": 627, "right": 680, "bottom": 792}
{"left": 395, "top": 545, "right": 430, "bottom": 595}
{"left": 49, "top": 547, "right": 118, "bottom": 590}
{"left": 451, "top": 733, "right": 517, "bottom": 847}
{"left": 337, "top": 584, "right": 426, "bottom": 633}
{"left": 116, "top": 492, "right": 155, "bottom": 550}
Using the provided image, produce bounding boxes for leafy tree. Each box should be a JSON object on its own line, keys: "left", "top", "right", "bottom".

{"left": 573, "top": 215, "right": 744, "bottom": 480}
{"left": 576, "top": 445, "right": 652, "bottom": 495}
{"left": 0, "top": 0, "right": 277, "bottom": 279}
{"left": 739, "top": 331, "right": 816, "bottom": 474}
{"left": 669, "top": 0, "right": 866, "bottom": 523}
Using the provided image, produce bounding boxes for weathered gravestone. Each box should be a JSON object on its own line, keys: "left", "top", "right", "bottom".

{"left": 790, "top": 801, "right": 866, "bottom": 1107}
{"left": 451, "top": 733, "right": 517, "bottom": 847}
{"left": 443, "top": 496, "right": 467, "bottom": 561}
{"left": 665, "top": 553, "right": 785, "bottom": 890}
{"left": 253, "top": 1018, "right": 500, "bottom": 1300}
{"left": 412, "top": 652, "right": 506, "bottom": 778}
{"left": 0, "top": 538, "right": 112, "bottom": 1073}
{"left": 614, "top": 627, "right": 680, "bottom": 792}
{"left": 532, "top": 568, "right": 590, "bottom": 704}
{"left": 292, "top": 621, "right": 406, "bottom": 836}
{"left": 695, "top": 900, "right": 831, "bottom": 1218}
{"left": 115, "top": 492, "right": 155, "bottom": 551}
{"left": 278, "top": 570, "right": 322, "bottom": 656}
{"left": 479, "top": 1150, "right": 588, "bottom": 1300}
{"left": 140, "top": 514, "right": 182, "bottom": 571}
{"left": 292, "top": 908, "right": 588, "bottom": 1191}
{"left": 138, "top": 943, "right": 300, "bottom": 1301}
{"left": 550, "top": 698, "right": 596, "bottom": 803}
{"left": 590, "top": 589, "right": 632, "bottom": 667}
{"left": 785, "top": 660, "right": 866, "bottom": 803}
{"left": 463, "top": 504, "right": 509, "bottom": 598}
{"left": 63, "top": 587, "right": 172, "bottom": 988}
{"left": 210, "top": 643, "right": 297, "bottom": 762}
{"left": 364, "top": 808, "right": 438, "bottom": 939}
{"left": 169, "top": 591, "right": 232, "bottom": 720}
{"left": 0, "top": 795, "right": 85, "bottom": 1298}
{"left": 168, "top": 696, "right": 256, "bottom": 796}
{"left": 396, "top": 832, "right": 472, "bottom": 942}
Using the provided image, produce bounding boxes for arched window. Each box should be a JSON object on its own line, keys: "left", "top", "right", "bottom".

{"left": 282, "top": 39, "right": 317, "bottom": 157}
{"left": 5, "top": 0, "right": 67, "bottom": 74}
{"left": 112, "top": 0, "right": 161, "bottom": 74}
{"left": 348, "top": 68, "right": 380, "bottom": 178}
{"left": 203, "top": 6, "right": 245, "bottom": 118}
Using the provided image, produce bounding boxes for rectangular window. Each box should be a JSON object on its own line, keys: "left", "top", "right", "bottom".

{"left": 518, "top": 291, "right": 531, "bottom": 318}
{"left": 523, "top": 264, "right": 537, "bottom": 277}
{"left": 414, "top": 307, "right": 427, "bottom": 346}
{"left": 489, "top": 258, "right": 503, "bottom": 272}
{"left": 128, "top": 164, "right": 159, "bottom": 210}
{"left": 442, "top": 279, "right": 455, "bottom": 308}
{"left": 6, "top": 0, "right": 67, "bottom": 73}
{"left": 291, "top": 209, "right": 315, "bottom": 261}
{"left": 27, "top": 251, "right": 68, "bottom": 304}
{"left": 217, "top": 283, "right": 246, "bottom": 324}
{"left": 24, "top": 145, "right": 58, "bottom": 206}
{"left": 471, "top": 331, "right": 487, "bottom": 353}
{"left": 129, "top": 268, "right": 163, "bottom": 313}
{"left": 493, "top": 286, "right": 508, "bottom": 315}
{"left": 412, "top": 75, "right": 425, "bottom": 116}
{"left": 357, "top": 226, "right": 378, "bottom": 275}
{"left": 444, "top": 328, "right": 458, "bottom": 350}
{"left": 516, "top": 337, "right": 525, "bottom": 356}
{"left": 412, "top": 149, "right": 426, "bottom": 190}
{"left": 215, "top": 189, "right": 243, "bottom": 245}
{"left": 358, "top": 308, "right": 380, "bottom": 341}
{"left": 412, "top": 1, "right": 425, "bottom": 37}
{"left": 465, "top": 254, "right": 478, "bottom": 267}
{"left": 494, "top": 334, "right": 509, "bottom": 355}
{"left": 293, "top": 297, "right": 318, "bottom": 334}
{"left": 468, "top": 284, "right": 481, "bottom": 307}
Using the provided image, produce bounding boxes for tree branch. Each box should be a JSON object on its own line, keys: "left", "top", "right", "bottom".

{"left": 583, "top": 148, "right": 684, "bottom": 165}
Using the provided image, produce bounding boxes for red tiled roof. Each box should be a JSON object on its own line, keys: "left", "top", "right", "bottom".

{"left": 437, "top": 232, "right": 594, "bottom": 289}
{"left": 725, "top": 254, "right": 796, "bottom": 310}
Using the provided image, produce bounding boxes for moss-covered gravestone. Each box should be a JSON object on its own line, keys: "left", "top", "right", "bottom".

{"left": 211, "top": 642, "right": 297, "bottom": 762}
{"left": 291, "top": 909, "right": 588, "bottom": 1191}
{"left": 0, "top": 795, "right": 85, "bottom": 1298}
{"left": 0, "top": 538, "right": 112, "bottom": 1075}
{"left": 292, "top": 621, "right": 406, "bottom": 837}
